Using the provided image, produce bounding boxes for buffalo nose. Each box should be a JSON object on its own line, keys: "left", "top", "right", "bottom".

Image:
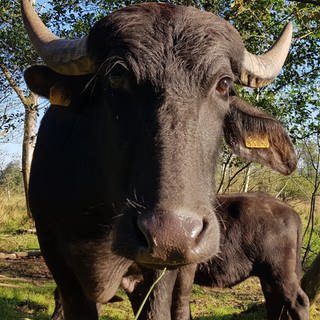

{"left": 136, "top": 209, "right": 212, "bottom": 266}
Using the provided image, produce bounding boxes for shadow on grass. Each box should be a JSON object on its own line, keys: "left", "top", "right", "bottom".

{"left": 0, "top": 297, "right": 48, "bottom": 320}
{"left": 194, "top": 303, "right": 266, "bottom": 320}
{"left": 0, "top": 297, "right": 131, "bottom": 320}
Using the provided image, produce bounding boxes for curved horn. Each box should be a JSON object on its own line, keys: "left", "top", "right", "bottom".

{"left": 21, "top": 0, "right": 95, "bottom": 75}
{"left": 239, "top": 22, "right": 293, "bottom": 88}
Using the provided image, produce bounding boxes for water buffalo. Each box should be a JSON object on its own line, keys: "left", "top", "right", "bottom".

{"left": 194, "top": 193, "right": 310, "bottom": 320}
{"left": 21, "top": 1, "right": 296, "bottom": 319}
{"left": 128, "top": 194, "right": 309, "bottom": 320}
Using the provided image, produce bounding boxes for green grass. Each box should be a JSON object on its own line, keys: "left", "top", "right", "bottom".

{"left": 0, "top": 191, "right": 40, "bottom": 253}
{"left": 0, "top": 267, "right": 320, "bottom": 319}
{"left": 0, "top": 277, "right": 268, "bottom": 320}
{"left": 191, "top": 279, "right": 266, "bottom": 320}
{"left": 0, "top": 276, "right": 56, "bottom": 319}
{"left": 0, "top": 193, "right": 33, "bottom": 234}
{"left": 0, "top": 276, "right": 319, "bottom": 319}
{"left": 101, "top": 290, "right": 134, "bottom": 320}
{"left": 0, "top": 233, "right": 39, "bottom": 252}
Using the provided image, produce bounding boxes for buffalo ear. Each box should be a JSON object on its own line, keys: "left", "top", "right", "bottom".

{"left": 24, "top": 65, "right": 90, "bottom": 107}
{"left": 223, "top": 96, "right": 296, "bottom": 175}
{"left": 24, "top": 65, "right": 63, "bottom": 99}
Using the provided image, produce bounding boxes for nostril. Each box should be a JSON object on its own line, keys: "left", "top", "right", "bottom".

{"left": 194, "top": 218, "right": 209, "bottom": 244}
{"left": 186, "top": 216, "right": 203, "bottom": 240}
{"left": 135, "top": 215, "right": 151, "bottom": 250}
{"left": 171, "top": 208, "right": 203, "bottom": 237}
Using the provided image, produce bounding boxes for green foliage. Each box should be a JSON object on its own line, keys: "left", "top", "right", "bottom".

{"left": 225, "top": 0, "right": 320, "bottom": 141}
{"left": 0, "top": 161, "right": 24, "bottom": 194}
{"left": 0, "top": 1, "right": 39, "bottom": 70}
{"left": 0, "top": 1, "right": 40, "bottom": 138}
{"left": 1, "top": 0, "right": 319, "bottom": 146}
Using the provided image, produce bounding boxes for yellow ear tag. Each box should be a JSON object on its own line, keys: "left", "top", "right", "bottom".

{"left": 245, "top": 133, "right": 270, "bottom": 149}
{"left": 49, "top": 85, "right": 71, "bottom": 107}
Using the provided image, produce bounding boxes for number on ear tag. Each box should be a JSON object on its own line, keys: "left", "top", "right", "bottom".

{"left": 245, "top": 134, "right": 270, "bottom": 149}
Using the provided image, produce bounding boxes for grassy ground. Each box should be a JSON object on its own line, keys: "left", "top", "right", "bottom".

{"left": 0, "top": 276, "right": 56, "bottom": 320}
{"left": 0, "top": 271, "right": 320, "bottom": 319}
{"left": 0, "top": 193, "right": 32, "bottom": 234}
{"left": 0, "top": 192, "right": 320, "bottom": 319}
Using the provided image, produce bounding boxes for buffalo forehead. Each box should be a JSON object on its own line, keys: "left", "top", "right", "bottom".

{"left": 88, "top": 3, "right": 244, "bottom": 84}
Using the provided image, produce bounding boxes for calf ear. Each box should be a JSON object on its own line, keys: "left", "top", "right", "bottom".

{"left": 223, "top": 96, "right": 296, "bottom": 175}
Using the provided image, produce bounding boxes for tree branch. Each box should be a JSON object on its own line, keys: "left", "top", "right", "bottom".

{"left": 0, "top": 63, "right": 28, "bottom": 105}
{"left": 217, "top": 153, "right": 233, "bottom": 193}
{"left": 222, "top": 162, "right": 252, "bottom": 194}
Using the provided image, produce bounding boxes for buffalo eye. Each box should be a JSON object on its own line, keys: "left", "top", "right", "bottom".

{"left": 109, "top": 74, "right": 124, "bottom": 89}
{"left": 107, "top": 64, "right": 133, "bottom": 92}
{"left": 216, "top": 77, "right": 232, "bottom": 97}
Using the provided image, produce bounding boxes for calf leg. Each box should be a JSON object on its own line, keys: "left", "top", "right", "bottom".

{"left": 283, "top": 285, "right": 309, "bottom": 320}
{"left": 260, "top": 279, "right": 287, "bottom": 320}
{"left": 260, "top": 276, "right": 309, "bottom": 320}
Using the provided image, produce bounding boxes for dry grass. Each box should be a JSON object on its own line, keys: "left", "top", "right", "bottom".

{"left": 0, "top": 192, "right": 32, "bottom": 233}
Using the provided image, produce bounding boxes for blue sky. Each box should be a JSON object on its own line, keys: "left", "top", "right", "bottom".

{"left": 0, "top": 143, "right": 22, "bottom": 169}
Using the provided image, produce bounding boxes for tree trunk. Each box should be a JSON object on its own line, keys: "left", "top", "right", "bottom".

{"left": 0, "top": 63, "right": 39, "bottom": 218}
{"left": 22, "top": 94, "right": 38, "bottom": 218}
{"left": 301, "top": 252, "right": 320, "bottom": 305}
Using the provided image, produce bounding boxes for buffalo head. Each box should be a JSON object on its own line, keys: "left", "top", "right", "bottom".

{"left": 22, "top": 1, "right": 295, "bottom": 283}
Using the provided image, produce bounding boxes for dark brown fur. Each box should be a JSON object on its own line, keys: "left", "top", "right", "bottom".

{"left": 194, "top": 193, "right": 309, "bottom": 320}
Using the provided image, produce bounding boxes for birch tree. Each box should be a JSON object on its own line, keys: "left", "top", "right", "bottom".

{"left": 0, "top": 0, "right": 39, "bottom": 216}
